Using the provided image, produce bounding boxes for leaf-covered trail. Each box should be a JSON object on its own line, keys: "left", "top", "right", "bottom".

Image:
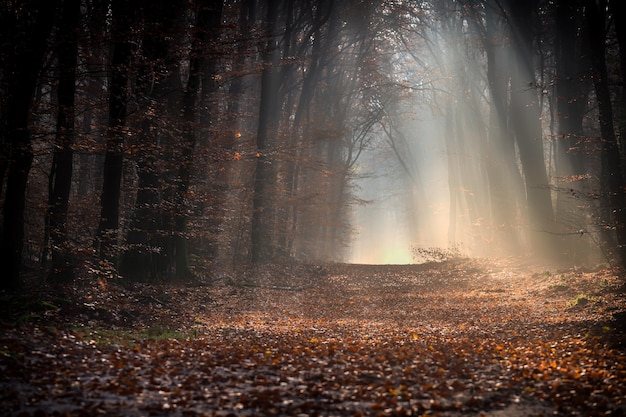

{"left": 1, "top": 258, "right": 625, "bottom": 416}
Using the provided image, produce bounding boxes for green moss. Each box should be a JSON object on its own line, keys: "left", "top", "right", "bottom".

{"left": 548, "top": 281, "right": 569, "bottom": 292}
{"left": 567, "top": 293, "right": 592, "bottom": 308}
{"left": 142, "top": 325, "right": 186, "bottom": 340}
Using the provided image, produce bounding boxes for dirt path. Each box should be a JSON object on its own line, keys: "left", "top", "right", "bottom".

{"left": 1, "top": 258, "right": 625, "bottom": 416}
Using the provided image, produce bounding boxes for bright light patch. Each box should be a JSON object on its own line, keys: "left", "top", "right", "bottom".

{"left": 350, "top": 240, "right": 414, "bottom": 265}
{"left": 380, "top": 245, "right": 413, "bottom": 264}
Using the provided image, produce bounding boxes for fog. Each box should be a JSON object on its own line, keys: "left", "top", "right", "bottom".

{"left": 347, "top": 19, "right": 481, "bottom": 265}
{"left": 350, "top": 115, "right": 451, "bottom": 264}
{"left": 346, "top": 1, "right": 607, "bottom": 266}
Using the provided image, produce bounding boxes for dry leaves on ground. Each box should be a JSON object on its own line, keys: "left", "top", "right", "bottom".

{"left": 1, "top": 258, "right": 625, "bottom": 416}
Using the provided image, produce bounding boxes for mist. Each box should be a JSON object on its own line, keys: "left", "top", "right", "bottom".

{"left": 346, "top": 0, "right": 612, "bottom": 266}
{"left": 350, "top": 115, "right": 451, "bottom": 264}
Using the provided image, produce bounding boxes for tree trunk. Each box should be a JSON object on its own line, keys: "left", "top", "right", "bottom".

{"left": 77, "top": 0, "right": 109, "bottom": 198}
{"left": 174, "top": 0, "right": 224, "bottom": 280}
{"left": 553, "top": 0, "right": 591, "bottom": 263}
{"left": 251, "top": 0, "right": 282, "bottom": 263}
{"left": 96, "top": 0, "right": 134, "bottom": 261}
{"left": 0, "top": 1, "right": 59, "bottom": 290}
{"left": 484, "top": 1, "right": 523, "bottom": 253}
{"left": 507, "top": 0, "right": 556, "bottom": 256}
{"left": 48, "top": 0, "right": 81, "bottom": 283}
{"left": 610, "top": 0, "right": 626, "bottom": 171}
{"left": 585, "top": 0, "right": 626, "bottom": 266}
{"left": 118, "top": 0, "right": 185, "bottom": 280}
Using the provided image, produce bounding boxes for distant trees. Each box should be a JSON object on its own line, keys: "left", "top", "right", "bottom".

{"left": 353, "top": 0, "right": 625, "bottom": 266}
{"left": 414, "top": 0, "right": 625, "bottom": 265}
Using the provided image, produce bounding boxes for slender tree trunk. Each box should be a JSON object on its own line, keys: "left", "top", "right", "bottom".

{"left": 292, "top": 0, "right": 334, "bottom": 128}
{"left": 203, "top": 0, "right": 255, "bottom": 264}
{"left": 97, "top": 0, "right": 134, "bottom": 261}
{"left": 0, "top": 1, "right": 59, "bottom": 290}
{"left": 174, "top": 0, "right": 224, "bottom": 280}
{"left": 585, "top": 0, "right": 626, "bottom": 266}
{"left": 48, "top": 0, "right": 81, "bottom": 283}
{"left": 610, "top": 0, "right": 626, "bottom": 170}
{"left": 507, "top": 0, "right": 556, "bottom": 256}
{"left": 553, "top": 0, "right": 591, "bottom": 262}
{"left": 226, "top": 0, "right": 256, "bottom": 133}
{"left": 78, "top": 0, "right": 109, "bottom": 198}
{"left": 445, "top": 105, "right": 459, "bottom": 244}
{"left": 284, "top": 0, "right": 336, "bottom": 257}
{"left": 251, "top": 0, "right": 282, "bottom": 263}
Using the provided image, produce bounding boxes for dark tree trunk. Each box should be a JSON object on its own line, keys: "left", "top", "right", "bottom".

{"left": 119, "top": 0, "right": 186, "bottom": 280}
{"left": 48, "top": 0, "right": 81, "bottom": 283}
{"left": 0, "top": 1, "right": 59, "bottom": 290}
{"left": 610, "top": 0, "right": 626, "bottom": 169}
{"left": 554, "top": 0, "right": 587, "bottom": 177}
{"left": 507, "top": 0, "right": 556, "bottom": 256}
{"left": 251, "top": 0, "right": 282, "bottom": 263}
{"left": 174, "top": 0, "right": 224, "bottom": 280}
{"left": 77, "top": 0, "right": 109, "bottom": 198}
{"left": 97, "top": 0, "right": 134, "bottom": 261}
{"left": 226, "top": 0, "right": 256, "bottom": 132}
{"left": 292, "top": 0, "right": 334, "bottom": 128}
{"left": 585, "top": 0, "right": 626, "bottom": 266}
{"left": 553, "top": 0, "right": 591, "bottom": 262}
{"left": 282, "top": 1, "right": 335, "bottom": 257}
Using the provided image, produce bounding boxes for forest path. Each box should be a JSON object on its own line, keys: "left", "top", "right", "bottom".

{"left": 1, "top": 258, "right": 625, "bottom": 416}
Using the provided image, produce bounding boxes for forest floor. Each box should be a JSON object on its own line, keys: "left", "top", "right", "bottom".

{"left": 1, "top": 257, "right": 626, "bottom": 416}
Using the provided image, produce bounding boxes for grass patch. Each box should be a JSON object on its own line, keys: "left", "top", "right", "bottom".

{"left": 566, "top": 293, "right": 593, "bottom": 308}
{"left": 142, "top": 325, "right": 188, "bottom": 340}
{"left": 73, "top": 325, "right": 195, "bottom": 346}
{"left": 548, "top": 281, "right": 570, "bottom": 292}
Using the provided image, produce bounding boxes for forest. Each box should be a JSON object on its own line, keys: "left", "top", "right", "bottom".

{"left": 1, "top": 0, "right": 626, "bottom": 415}
{"left": 1, "top": 0, "right": 626, "bottom": 285}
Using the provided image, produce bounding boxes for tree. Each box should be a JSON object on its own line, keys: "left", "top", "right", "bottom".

{"left": 96, "top": 0, "right": 135, "bottom": 262}
{"left": 483, "top": 0, "right": 525, "bottom": 253}
{"left": 552, "top": 0, "right": 592, "bottom": 263}
{"left": 0, "top": 1, "right": 60, "bottom": 290}
{"left": 250, "top": 0, "right": 282, "bottom": 263}
{"left": 584, "top": 0, "right": 626, "bottom": 265}
{"left": 47, "top": 0, "right": 81, "bottom": 283}
{"left": 611, "top": 0, "right": 626, "bottom": 165}
{"left": 174, "top": 0, "right": 224, "bottom": 279}
{"left": 505, "top": 0, "right": 556, "bottom": 256}
{"left": 118, "top": 0, "right": 187, "bottom": 280}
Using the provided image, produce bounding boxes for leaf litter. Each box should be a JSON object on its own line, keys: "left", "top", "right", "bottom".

{"left": 1, "top": 258, "right": 625, "bottom": 416}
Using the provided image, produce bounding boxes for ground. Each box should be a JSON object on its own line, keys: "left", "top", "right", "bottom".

{"left": 1, "top": 257, "right": 625, "bottom": 416}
